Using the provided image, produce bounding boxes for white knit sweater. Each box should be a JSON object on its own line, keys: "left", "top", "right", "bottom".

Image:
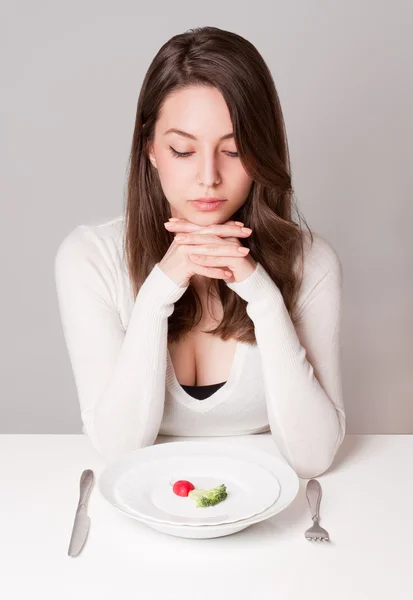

{"left": 54, "top": 215, "right": 346, "bottom": 477}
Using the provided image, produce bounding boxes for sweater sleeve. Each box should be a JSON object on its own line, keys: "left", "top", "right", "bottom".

{"left": 54, "top": 225, "right": 189, "bottom": 462}
{"left": 225, "top": 234, "right": 346, "bottom": 479}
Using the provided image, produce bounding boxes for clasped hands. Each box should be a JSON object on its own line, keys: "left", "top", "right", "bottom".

{"left": 163, "top": 217, "right": 257, "bottom": 284}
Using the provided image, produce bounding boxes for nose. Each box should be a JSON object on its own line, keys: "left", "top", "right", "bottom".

{"left": 197, "top": 152, "right": 221, "bottom": 188}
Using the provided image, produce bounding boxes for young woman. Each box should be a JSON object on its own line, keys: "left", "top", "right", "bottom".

{"left": 55, "top": 26, "right": 345, "bottom": 477}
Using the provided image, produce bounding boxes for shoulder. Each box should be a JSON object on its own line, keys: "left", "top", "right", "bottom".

{"left": 55, "top": 214, "right": 126, "bottom": 271}
{"left": 54, "top": 215, "right": 128, "bottom": 311}
{"left": 296, "top": 230, "right": 343, "bottom": 312}
{"left": 301, "top": 230, "right": 342, "bottom": 278}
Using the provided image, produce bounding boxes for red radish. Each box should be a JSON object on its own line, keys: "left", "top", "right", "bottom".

{"left": 172, "top": 480, "right": 195, "bottom": 497}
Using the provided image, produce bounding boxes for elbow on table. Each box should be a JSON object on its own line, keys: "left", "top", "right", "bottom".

{"left": 274, "top": 432, "right": 345, "bottom": 480}
{"left": 290, "top": 453, "right": 337, "bottom": 480}
{"left": 82, "top": 413, "right": 158, "bottom": 465}
{"left": 91, "top": 432, "right": 157, "bottom": 465}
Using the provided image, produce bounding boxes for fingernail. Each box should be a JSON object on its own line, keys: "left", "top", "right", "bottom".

{"left": 238, "top": 247, "right": 250, "bottom": 254}
{"left": 164, "top": 222, "right": 173, "bottom": 227}
{"left": 241, "top": 227, "right": 252, "bottom": 233}
{"left": 175, "top": 234, "right": 186, "bottom": 241}
{"left": 234, "top": 221, "right": 244, "bottom": 226}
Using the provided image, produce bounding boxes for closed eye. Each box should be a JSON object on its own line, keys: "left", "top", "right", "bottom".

{"left": 169, "top": 146, "right": 238, "bottom": 159}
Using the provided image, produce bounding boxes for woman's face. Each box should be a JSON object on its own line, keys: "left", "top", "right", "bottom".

{"left": 147, "top": 85, "right": 253, "bottom": 225}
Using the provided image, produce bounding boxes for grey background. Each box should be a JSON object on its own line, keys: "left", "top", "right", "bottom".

{"left": 2, "top": 1, "right": 412, "bottom": 433}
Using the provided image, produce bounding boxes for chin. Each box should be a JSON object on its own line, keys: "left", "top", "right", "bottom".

{"left": 198, "top": 217, "right": 227, "bottom": 227}
{"left": 190, "top": 211, "right": 230, "bottom": 223}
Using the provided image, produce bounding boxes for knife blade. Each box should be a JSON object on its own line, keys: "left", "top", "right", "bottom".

{"left": 68, "top": 469, "right": 94, "bottom": 557}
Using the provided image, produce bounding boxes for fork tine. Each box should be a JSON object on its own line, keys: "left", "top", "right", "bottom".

{"left": 305, "top": 479, "right": 330, "bottom": 542}
{"left": 304, "top": 523, "right": 330, "bottom": 542}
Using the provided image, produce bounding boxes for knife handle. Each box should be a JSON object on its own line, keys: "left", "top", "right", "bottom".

{"left": 78, "top": 469, "right": 94, "bottom": 508}
{"left": 306, "top": 478, "right": 322, "bottom": 521}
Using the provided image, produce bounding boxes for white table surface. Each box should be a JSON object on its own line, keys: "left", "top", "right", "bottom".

{"left": 1, "top": 433, "right": 412, "bottom": 600}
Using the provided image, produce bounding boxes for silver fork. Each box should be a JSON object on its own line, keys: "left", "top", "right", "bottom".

{"left": 304, "top": 479, "right": 330, "bottom": 542}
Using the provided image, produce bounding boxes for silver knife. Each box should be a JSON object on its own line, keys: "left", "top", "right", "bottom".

{"left": 68, "top": 469, "right": 95, "bottom": 557}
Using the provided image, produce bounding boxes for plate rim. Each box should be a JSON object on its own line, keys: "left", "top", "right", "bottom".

{"left": 98, "top": 440, "right": 300, "bottom": 529}
{"left": 112, "top": 454, "right": 282, "bottom": 526}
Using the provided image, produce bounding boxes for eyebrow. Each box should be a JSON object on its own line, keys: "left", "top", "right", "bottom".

{"left": 163, "top": 128, "right": 234, "bottom": 141}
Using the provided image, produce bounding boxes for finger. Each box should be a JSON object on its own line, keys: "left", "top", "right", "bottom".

{"left": 190, "top": 264, "right": 233, "bottom": 280}
{"left": 190, "top": 255, "right": 246, "bottom": 268}
{"left": 164, "top": 221, "right": 204, "bottom": 233}
{"left": 174, "top": 233, "right": 231, "bottom": 245}
{"left": 169, "top": 217, "right": 244, "bottom": 227}
{"left": 186, "top": 244, "right": 250, "bottom": 257}
{"left": 224, "top": 219, "right": 245, "bottom": 227}
{"left": 166, "top": 221, "right": 250, "bottom": 237}
{"left": 174, "top": 232, "right": 249, "bottom": 245}
{"left": 199, "top": 224, "right": 252, "bottom": 237}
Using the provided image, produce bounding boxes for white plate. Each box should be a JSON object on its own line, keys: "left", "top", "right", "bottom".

{"left": 112, "top": 454, "right": 281, "bottom": 526}
{"left": 99, "top": 441, "right": 300, "bottom": 539}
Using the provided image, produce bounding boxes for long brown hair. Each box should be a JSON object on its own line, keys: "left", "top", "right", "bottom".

{"left": 123, "top": 26, "right": 313, "bottom": 345}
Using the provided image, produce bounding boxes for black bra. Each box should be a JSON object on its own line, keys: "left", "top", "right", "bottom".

{"left": 180, "top": 381, "right": 227, "bottom": 400}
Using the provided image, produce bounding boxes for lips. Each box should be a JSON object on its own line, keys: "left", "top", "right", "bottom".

{"left": 190, "top": 199, "right": 226, "bottom": 212}
{"left": 192, "top": 196, "right": 224, "bottom": 202}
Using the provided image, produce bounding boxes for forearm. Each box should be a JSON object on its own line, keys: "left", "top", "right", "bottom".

{"left": 79, "top": 265, "right": 187, "bottom": 462}
{"left": 227, "top": 262, "right": 345, "bottom": 478}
